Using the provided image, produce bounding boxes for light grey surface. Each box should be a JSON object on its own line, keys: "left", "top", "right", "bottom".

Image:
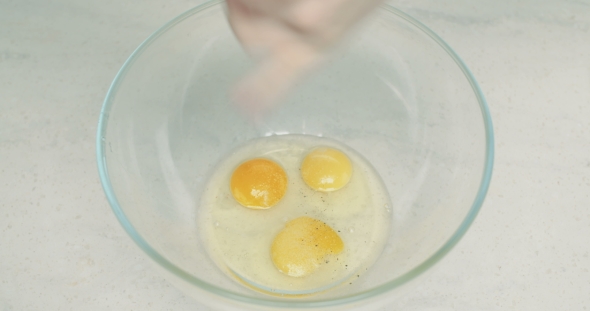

{"left": 1, "top": 0, "right": 589, "bottom": 310}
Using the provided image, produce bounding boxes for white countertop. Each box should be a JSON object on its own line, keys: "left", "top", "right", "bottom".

{"left": 1, "top": 0, "right": 589, "bottom": 310}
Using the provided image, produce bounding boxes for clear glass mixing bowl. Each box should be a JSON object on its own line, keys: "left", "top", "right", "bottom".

{"left": 97, "top": 1, "right": 494, "bottom": 310}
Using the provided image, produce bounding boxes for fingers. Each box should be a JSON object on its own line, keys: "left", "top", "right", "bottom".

{"left": 232, "top": 44, "right": 321, "bottom": 119}
{"left": 282, "top": 0, "right": 336, "bottom": 34}
{"left": 228, "top": 0, "right": 295, "bottom": 20}
{"left": 226, "top": 0, "right": 384, "bottom": 121}
{"left": 227, "top": 0, "right": 293, "bottom": 60}
{"left": 226, "top": 0, "right": 262, "bottom": 51}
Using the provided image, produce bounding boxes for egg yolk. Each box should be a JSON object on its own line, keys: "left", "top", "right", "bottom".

{"left": 271, "top": 216, "right": 344, "bottom": 277}
{"left": 230, "top": 158, "right": 288, "bottom": 209}
{"left": 300, "top": 147, "right": 352, "bottom": 192}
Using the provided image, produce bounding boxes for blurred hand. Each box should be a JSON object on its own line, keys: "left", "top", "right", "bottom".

{"left": 226, "top": 0, "right": 383, "bottom": 119}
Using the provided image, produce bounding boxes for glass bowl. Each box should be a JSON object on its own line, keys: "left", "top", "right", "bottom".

{"left": 97, "top": 1, "right": 494, "bottom": 310}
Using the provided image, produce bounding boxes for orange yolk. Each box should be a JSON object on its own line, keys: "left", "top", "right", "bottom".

{"left": 301, "top": 147, "right": 352, "bottom": 192}
{"left": 230, "top": 158, "right": 288, "bottom": 209}
{"left": 271, "top": 216, "right": 344, "bottom": 277}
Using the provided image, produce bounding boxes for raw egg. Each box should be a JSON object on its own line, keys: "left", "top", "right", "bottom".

{"left": 230, "top": 158, "right": 287, "bottom": 209}
{"left": 271, "top": 216, "right": 344, "bottom": 277}
{"left": 201, "top": 135, "right": 391, "bottom": 293}
{"left": 301, "top": 147, "right": 352, "bottom": 192}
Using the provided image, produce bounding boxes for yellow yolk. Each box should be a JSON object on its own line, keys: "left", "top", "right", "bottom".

{"left": 301, "top": 147, "right": 352, "bottom": 192}
{"left": 271, "top": 216, "right": 344, "bottom": 277}
{"left": 230, "top": 158, "right": 288, "bottom": 209}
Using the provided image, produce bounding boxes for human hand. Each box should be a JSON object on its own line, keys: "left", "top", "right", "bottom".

{"left": 226, "top": 0, "right": 383, "bottom": 119}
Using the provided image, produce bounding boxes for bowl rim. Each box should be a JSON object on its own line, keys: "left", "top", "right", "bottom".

{"left": 96, "top": 1, "right": 494, "bottom": 308}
